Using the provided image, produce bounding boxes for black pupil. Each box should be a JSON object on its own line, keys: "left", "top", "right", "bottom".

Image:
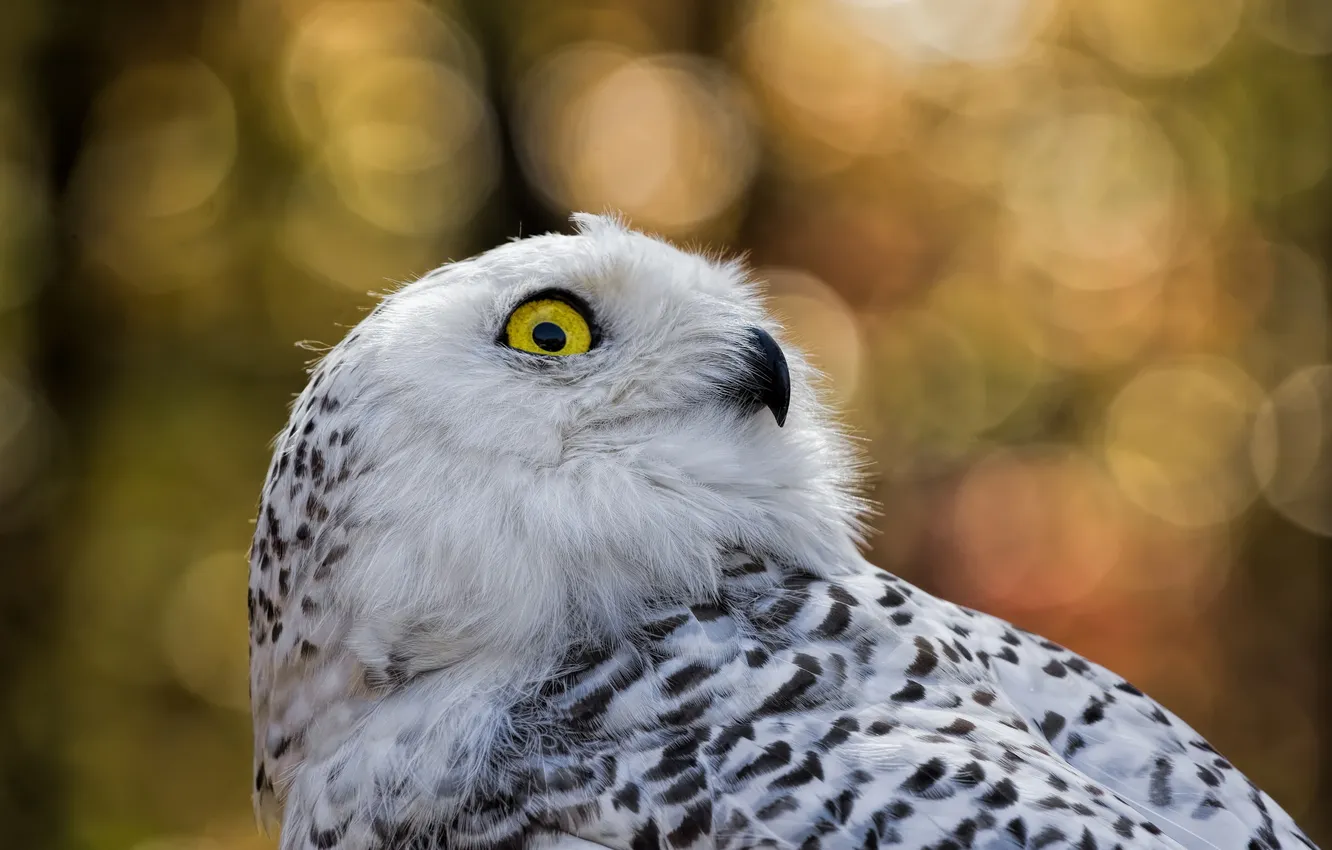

{"left": 531, "top": 321, "right": 567, "bottom": 352}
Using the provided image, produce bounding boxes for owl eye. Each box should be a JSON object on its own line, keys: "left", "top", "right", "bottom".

{"left": 502, "top": 292, "right": 596, "bottom": 356}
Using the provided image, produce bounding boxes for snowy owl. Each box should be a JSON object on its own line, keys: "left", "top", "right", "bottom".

{"left": 248, "top": 214, "right": 1316, "bottom": 850}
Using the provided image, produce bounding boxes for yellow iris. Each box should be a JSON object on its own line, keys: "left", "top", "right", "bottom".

{"left": 504, "top": 297, "right": 593, "bottom": 356}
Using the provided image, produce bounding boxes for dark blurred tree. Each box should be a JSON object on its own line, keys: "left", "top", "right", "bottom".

{"left": 6, "top": 0, "right": 183, "bottom": 845}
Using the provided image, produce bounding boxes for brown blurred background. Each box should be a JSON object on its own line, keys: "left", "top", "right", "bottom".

{"left": 1, "top": 0, "right": 1329, "bottom": 847}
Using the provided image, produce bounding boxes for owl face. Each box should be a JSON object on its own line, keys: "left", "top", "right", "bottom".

{"left": 290, "top": 215, "right": 863, "bottom": 672}
{"left": 360, "top": 217, "right": 791, "bottom": 472}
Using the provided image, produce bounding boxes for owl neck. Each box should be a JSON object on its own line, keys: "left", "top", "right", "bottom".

{"left": 340, "top": 540, "right": 862, "bottom": 693}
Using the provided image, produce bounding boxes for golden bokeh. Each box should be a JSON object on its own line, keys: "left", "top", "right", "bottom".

{"left": 516, "top": 45, "right": 756, "bottom": 237}
{"left": 73, "top": 61, "right": 238, "bottom": 292}
{"left": 1253, "top": 364, "right": 1332, "bottom": 537}
{"left": 276, "top": 0, "right": 497, "bottom": 289}
{"left": 762, "top": 268, "right": 864, "bottom": 405}
{"left": 0, "top": 0, "right": 1328, "bottom": 847}
{"left": 1077, "top": 0, "right": 1243, "bottom": 77}
{"left": 1102, "top": 357, "right": 1264, "bottom": 528}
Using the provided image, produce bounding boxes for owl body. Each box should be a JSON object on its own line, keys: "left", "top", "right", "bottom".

{"left": 248, "top": 216, "right": 1316, "bottom": 850}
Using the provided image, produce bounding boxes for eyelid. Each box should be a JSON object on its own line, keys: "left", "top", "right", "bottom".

{"left": 513, "top": 287, "right": 594, "bottom": 316}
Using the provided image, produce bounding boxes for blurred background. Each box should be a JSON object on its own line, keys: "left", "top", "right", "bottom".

{"left": 0, "top": 0, "right": 1328, "bottom": 847}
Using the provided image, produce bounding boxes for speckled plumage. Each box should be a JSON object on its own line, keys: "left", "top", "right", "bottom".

{"left": 249, "top": 215, "right": 1316, "bottom": 850}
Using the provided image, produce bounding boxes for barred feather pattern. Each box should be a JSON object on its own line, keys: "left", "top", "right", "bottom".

{"left": 278, "top": 550, "right": 1316, "bottom": 850}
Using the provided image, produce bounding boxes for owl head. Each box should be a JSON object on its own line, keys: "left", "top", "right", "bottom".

{"left": 253, "top": 214, "right": 865, "bottom": 692}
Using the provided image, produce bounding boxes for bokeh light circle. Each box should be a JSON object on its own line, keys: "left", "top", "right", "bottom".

{"left": 73, "top": 60, "right": 237, "bottom": 290}
{"left": 1251, "top": 365, "right": 1332, "bottom": 537}
{"left": 1003, "top": 88, "right": 1180, "bottom": 269}
{"left": 1078, "top": 0, "right": 1243, "bottom": 77}
{"left": 160, "top": 552, "right": 250, "bottom": 711}
{"left": 279, "top": 0, "right": 484, "bottom": 146}
{"left": 276, "top": 0, "right": 496, "bottom": 288}
{"left": 950, "top": 446, "right": 1127, "bottom": 610}
{"left": 846, "top": 0, "right": 1059, "bottom": 67}
{"left": 741, "top": 0, "right": 910, "bottom": 174}
{"left": 321, "top": 59, "right": 496, "bottom": 235}
{"left": 762, "top": 268, "right": 865, "bottom": 405}
{"left": 1102, "top": 357, "right": 1264, "bottom": 527}
{"left": 82, "top": 61, "right": 237, "bottom": 219}
{"left": 516, "top": 46, "right": 757, "bottom": 235}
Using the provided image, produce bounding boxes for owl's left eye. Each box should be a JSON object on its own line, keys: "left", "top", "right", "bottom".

{"left": 502, "top": 292, "right": 597, "bottom": 357}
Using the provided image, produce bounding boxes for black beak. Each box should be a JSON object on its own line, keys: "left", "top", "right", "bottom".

{"left": 724, "top": 327, "right": 790, "bottom": 427}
